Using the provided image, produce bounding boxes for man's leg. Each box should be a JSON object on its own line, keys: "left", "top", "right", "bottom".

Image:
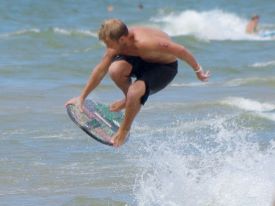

{"left": 121, "top": 80, "right": 145, "bottom": 130}
{"left": 108, "top": 60, "right": 132, "bottom": 111}
{"left": 112, "top": 80, "right": 146, "bottom": 147}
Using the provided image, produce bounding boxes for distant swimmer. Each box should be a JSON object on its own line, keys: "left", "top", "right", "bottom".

{"left": 65, "top": 19, "right": 210, "bottom": 147}
{"left": 246, "top": 15, "right": 260, "bottom": 34}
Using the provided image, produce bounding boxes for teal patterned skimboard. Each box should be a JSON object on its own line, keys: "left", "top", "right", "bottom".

{"left": 66, "top": 99, "right": 125, "bottom": 146}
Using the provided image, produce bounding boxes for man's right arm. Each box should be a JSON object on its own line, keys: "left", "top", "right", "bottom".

{"left": 80, "top": 49, "right": 115, "bottom": 100}
{"left": 65, "top": 49, "right": 116, "bottom": 109}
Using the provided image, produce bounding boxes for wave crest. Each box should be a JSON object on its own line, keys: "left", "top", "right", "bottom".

{"left": 151, "top": 9, "right": 275, "bottom": 41}
{"left": 0, "top": 27, "right": 98, "bottom": 38}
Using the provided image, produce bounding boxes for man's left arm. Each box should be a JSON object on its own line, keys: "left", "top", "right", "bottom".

{"left": 158, "top": 41, "right": 210, "bottom": 81}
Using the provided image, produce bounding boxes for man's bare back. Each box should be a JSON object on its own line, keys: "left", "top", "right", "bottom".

{"left": 109, "top": 27, "right": 177, "bottom": 64}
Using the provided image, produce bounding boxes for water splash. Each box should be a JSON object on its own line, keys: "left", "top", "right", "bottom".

{"left": 132, "top": 113, "right": 275, "bottom": 206}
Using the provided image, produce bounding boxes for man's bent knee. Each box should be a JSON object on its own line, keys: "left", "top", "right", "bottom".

{"left": 108, "top": 61, "right": 132, "bottom": 81}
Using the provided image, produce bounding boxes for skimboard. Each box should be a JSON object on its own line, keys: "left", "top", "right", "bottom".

{"left": 66, "top": 99, "right": 126, "bottom": 146}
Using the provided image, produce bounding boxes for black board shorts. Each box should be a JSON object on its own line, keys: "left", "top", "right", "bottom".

{"left": 112, "top": 55, "right": 178, "bottom": 105}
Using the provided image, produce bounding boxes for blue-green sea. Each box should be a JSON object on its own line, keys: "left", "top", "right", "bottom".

{"left": 1, "top": 0, "right": 275, "bottom": 205}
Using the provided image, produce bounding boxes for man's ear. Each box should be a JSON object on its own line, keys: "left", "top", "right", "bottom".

{"left": 118, "top": 36, "right": 126, "bottom": 43}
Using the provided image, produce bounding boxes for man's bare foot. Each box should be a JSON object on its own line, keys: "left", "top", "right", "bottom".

{"left": 109, "top": 99, "right": 126, "bottom": 112}
{"left": 111, "top": 128, "right": 129, "bottom": 147}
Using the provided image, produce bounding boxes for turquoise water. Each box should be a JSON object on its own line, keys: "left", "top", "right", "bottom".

{"left": 1, "top": 0, "right": 275, "bottom": 205}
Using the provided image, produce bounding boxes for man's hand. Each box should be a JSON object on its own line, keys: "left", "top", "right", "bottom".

{"left": 196, "top": 69, "right": 210, "bottom": 82}
{"left": 65, "top": 96, "right": 85, "bottom": 112}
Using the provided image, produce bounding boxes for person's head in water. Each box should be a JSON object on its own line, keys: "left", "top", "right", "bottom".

{"left": 251, "top": 15, "right": 260, "bottom": 21}
{"left": 98, "top": 19, "right": 129, "bottom": 50}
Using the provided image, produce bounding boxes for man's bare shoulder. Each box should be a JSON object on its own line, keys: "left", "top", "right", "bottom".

{"left": 130, "top": 26, "right": 170, "bottom": 39}
{"left": 130, "top": 26, "right": 172, "bottom": 50}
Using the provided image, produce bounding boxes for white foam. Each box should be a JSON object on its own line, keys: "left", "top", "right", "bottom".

{"left": 251, "top": 60, "right": 275, "bottom": 68}
{"left": 224, "top": 78, "right": 248, "bottom": 87}
{"left": 205, "top": 168, "right": 275, "bottom": 206}
{"left": 150, "top": 9, "right": 271, "bottom": 41}
{"left": 258, "top": 113, "right": 275, "bottom": 122}
{"left": 224, "top": 77, "right": 275, "bottom": 87}
{"left": 0, "top": 28, "right": 40, "bottom": 37}
{"left": 133, "top": 115, "right": 275, "bottom": 206}
{"left": 221, "top": 97, "right": 275, "bottom": 112}
{"left": 52, "top": 27, "right": 97, "bottom": 37}
{"left": 220, "top": 97, "right": 275, "bottom": 123}
{"left": 0, "top": 27, "right": 98, "bottom": 38}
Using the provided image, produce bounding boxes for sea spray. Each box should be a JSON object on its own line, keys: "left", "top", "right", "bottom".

{"left": 133, "top": 113, "right": 275, "bottom": 206}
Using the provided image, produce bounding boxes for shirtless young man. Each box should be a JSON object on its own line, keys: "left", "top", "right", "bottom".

{"left": 65, "top": 19, "right": 210, "bottom": 147}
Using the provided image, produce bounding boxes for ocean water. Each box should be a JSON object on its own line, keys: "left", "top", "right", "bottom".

{"left": 1, "top": 0, "right": 275, "bottom": 205}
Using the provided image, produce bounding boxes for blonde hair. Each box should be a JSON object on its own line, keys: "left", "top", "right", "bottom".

{"left": 98, "top": 19, "right": 128, "bottom": 41}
